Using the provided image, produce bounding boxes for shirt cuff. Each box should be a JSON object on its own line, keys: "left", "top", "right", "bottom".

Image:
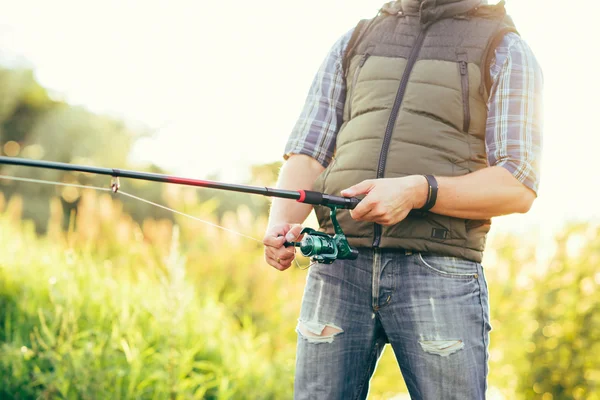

{"left": 283, "top": 146, "right": 332, "bottom": 169}
{"left": 495, "top": 159, "right": 539, "bottom": 196}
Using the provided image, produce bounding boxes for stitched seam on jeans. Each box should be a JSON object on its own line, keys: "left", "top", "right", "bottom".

{"left": 353, "top": 342, "right": 379, "bottom": 400}
{"left": 476, "top": 266, "right": 489, "bottom": 392}
{"left": 372, "top": 249, "right": 381, "bottom": 310}
{"left": 416, "top": 253, "right": 476, "bottom": 279}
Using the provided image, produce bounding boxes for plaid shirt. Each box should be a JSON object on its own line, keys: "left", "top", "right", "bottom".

{"left": 285, "top": 30, "right": 543, "bottom": 194}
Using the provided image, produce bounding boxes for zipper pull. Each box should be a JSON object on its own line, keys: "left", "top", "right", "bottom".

{"left": 460, "top": 61, "right": 468, "bottom": 75}
{"left": 359, "top": 52, "right": 371, "bottom": 67}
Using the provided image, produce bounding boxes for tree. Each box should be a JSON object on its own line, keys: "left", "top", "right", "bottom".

{"left": 0, "top": 66, "right": 171, "bottom": 231}
{"left": 518, "top": 223, "right": 600, "bottom": 399}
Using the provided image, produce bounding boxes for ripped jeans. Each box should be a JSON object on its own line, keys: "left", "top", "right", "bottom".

{"left": 295, "top": 249, "right": 491, "bottom": 400}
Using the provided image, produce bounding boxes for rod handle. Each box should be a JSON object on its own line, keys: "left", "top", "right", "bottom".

{"left": 297, "top": 190, "right": 361, "bottom": 210}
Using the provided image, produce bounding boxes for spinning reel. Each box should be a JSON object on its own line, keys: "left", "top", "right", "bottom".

{"left": 285, "top": 206, "right": 359, "bottom": 264}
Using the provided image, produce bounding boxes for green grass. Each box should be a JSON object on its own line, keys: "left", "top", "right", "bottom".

{"left": 0, "top": 193, "right": 296, "bottom": 399}
{"left": 0, "top": 191, "right": 598, "bottom": 399}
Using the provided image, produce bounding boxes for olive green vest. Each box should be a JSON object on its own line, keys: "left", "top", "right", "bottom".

{"left": 313, "top": 0, "right": 517, "bottom": 262}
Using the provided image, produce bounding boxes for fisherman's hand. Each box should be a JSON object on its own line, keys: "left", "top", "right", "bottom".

{"left": 341, "top": 176, "right": 428, "bottom": 226}
{"left": 263, "top": 223, "right": 304, "bottom": 271}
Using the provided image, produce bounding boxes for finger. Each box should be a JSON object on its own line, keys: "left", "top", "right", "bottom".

{"left": 265, "top": 246, "right": 296, "bottom": 262}
{"left": 263, "top": 234, "right": 287, "bottom": 248}
{"left": 278, "top": 259, "right": 293, "bottom": 271}
{"left": 266, "top": 223, "right": 291, "bottom": 236}
{"left": 285, "top": 224, "right": 304, "bottom": 242}
{"left": 340, "top": 180, "right": 374, "bottom": 197}
{"left": 268, "top": 253, "right": 295, "bottom": 264}
{"left": 267, "top": 254, "right": 293, "bottom": 271}
{"left": 263, "top": 222, "right": 293, "bottom": 243}
{"left": 276, "top": 250, "right": 296, "bottom": 262}
{"left": 350, "top": 197, "right": 377, "bottom": 220}
{"left": 276, "top": 246, "right": 297, "bottom": 262}
{"left": 265, "top": 253, "right": 282, "bottom": 269}
{"left": 352, "top": 207, "right": 379, "bottom": 222}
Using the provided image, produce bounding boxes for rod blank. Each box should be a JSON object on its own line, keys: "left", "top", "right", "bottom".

{"left": 0, "top": 156, "right": 359, "bottom": 209}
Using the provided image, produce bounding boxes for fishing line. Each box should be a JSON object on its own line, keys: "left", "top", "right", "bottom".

{"left": 117, "top": 190, "right": 263, "bottom": 244}
{"left": 116, "top": 191, "right": 299, "bottom": 265}
{"left": 0, "top": 174, "right": 262, "bottom": 243}
{"left": 0, "top": 174, "right": 112, "bottom": 192}
{"left": 0, "top": 156, "right": 363, "bottom": 264}
{"left": 0, "top": 173, "right": 308, "bottom": 267}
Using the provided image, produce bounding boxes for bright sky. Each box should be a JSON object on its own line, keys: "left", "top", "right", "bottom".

{"left": 1, "top": 0, "right": 599, "bottom": 234}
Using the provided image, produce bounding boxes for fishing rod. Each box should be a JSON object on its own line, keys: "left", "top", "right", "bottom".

{"left": 0, "top": 156, "right": 360, "bottom": 264}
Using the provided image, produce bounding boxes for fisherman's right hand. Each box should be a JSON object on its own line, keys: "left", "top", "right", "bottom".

{"left": 263, "top": 223, "right": 304, "bottom": 271}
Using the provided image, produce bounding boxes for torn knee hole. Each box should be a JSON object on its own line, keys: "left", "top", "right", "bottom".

{"left": 297, "top": 321, "right": 343, "bottom": 344}
{"left": 300, "top": 324, "right": 343, "bottom": 337}
{"left": 419, "top": 340, "right": 464, "bottom": 357}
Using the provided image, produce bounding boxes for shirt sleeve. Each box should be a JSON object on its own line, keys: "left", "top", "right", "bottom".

{"left": 486, "top": 33, "right": 544, "bottom": 195}
{"left": 284, "top": 29, "right": 354, "bottom": 168}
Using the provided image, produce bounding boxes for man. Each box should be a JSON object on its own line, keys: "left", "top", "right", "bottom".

{"left": 263, "top": 0, "right": 543, "bottom": 398}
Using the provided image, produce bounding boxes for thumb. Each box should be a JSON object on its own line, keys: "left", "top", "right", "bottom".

{"left": 341, "top": 180, "right": 374, "bottom": 197}
{"left": 285, "top": 224, "right": 304, "bottom": 242}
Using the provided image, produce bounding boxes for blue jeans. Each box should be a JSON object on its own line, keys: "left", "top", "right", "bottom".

{"left": 294, "top": 249, "right": 491, "bottom": 400}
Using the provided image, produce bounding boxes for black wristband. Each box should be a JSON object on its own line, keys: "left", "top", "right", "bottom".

{"left": 419, "top": 175, "right": 438, "bottom": 212}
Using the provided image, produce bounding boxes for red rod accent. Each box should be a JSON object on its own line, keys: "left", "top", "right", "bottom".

{"left": 0, "top": 156, "right": 360, "bottom": 209}
{"left": 168, "top": 176, "right": 211, "bottom": 186}
{"left": 297, "top": 190, "right": 306, "bottom": 203}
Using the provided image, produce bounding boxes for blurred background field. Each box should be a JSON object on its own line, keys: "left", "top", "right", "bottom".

{"left": 1, "top": 0, "right": 600, "bottom": 398}
{"left": 0, "top": 185, "right": 598, "bottom": 399}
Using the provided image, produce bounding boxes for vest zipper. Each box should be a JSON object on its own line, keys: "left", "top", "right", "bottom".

{"left": 348, "top": 52, "right": 371, "bottom": 119}
{"left": 373, "top": 27, "right": 429, "bottom": 248}
{"left": 459, "top": 60, "right": 471, "bottom": 132}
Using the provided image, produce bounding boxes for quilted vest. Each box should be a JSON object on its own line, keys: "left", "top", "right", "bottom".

{"left": 313, "top": 0, "right": 517, "bottom": 262}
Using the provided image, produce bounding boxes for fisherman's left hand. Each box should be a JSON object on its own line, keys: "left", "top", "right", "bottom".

{"left": 341, "top": 176, "right": 428, "bottom": 226}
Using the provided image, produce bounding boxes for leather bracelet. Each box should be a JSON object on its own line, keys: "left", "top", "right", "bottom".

{"left": 419, "top": 175, "right": 438, "bottom": 212}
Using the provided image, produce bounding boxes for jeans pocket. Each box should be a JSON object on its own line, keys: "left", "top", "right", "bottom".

{"left": 416, "top": 253, "right": 479, "bottom": 279}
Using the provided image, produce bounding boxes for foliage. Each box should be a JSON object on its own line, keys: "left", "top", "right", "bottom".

{"left": 0, "top": 190, "right": 598, "bottom": 399}
{"left": 0, "top": 66, "right": 597, "bottom": 398}
{"left": 519, "top": 224, "right": 599, "bottom": 399}
{"left": 0, "top": 66, "right": 171, "bottom": 233}
{"left": 0, "top": 65, "right": 277, "bottom": 233}
{"left": 475, "top": 225, "right": 600, "bottom": 400}
{"left": 0, "top": 191, "right": 299, "bottom": 399}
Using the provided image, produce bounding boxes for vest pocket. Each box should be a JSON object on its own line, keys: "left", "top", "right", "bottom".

{"left": 348, "top": 52, "right": 371, "bottom": 119}
{"left": 458, "top": 57, "right": 471, "bottom": 133}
